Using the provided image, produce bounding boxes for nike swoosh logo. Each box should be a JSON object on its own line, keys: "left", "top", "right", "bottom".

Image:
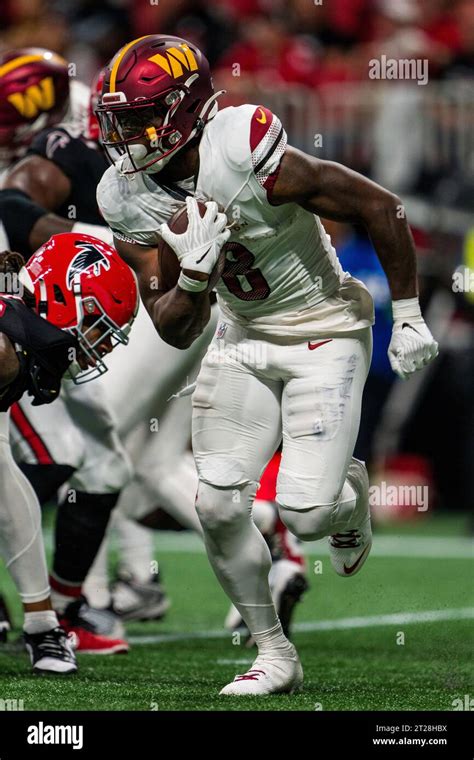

{"left": 196, "top": 246, "right": 212, "bottom": 264}
{"left": 308, "top": 339, "right": 332, "bottom": 351}
{"left": 256, "top": 107, "right": 267, "bottom": 124}
{"left": 402, "top": 322, "right": 421, "bottom": 335}
{"left": 343, "top": 544, "right": 370, "bottom": 575}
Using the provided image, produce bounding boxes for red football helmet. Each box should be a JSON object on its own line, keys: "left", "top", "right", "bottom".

{"left": 85, "top": 68, "right": 105, "bottom": 143}
{"left": 19, "top": 233, "right": 139, "bottom": 383}
{"left": 96, "top": 35, "right": 223, "bottom": 174}
{"left": 0, "top": 48, "right": 70, "bottom": 166}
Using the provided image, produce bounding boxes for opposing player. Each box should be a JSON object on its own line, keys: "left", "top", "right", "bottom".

{"left": 0, "top": 54, "right": 132, "bottom": 652}
{"left": 96, "top": 34, "right": 438, "bottom": 696}
{"left": 0, "top": 54, "right": 209, "bottom": 629}
{"left": 0, "top": 233, "right": 138, "bottom": 673}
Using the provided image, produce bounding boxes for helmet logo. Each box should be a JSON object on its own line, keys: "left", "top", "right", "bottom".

{"left": 66, "top": 242, "right": 111, "bottom": 289}
{"left": 148, "top": 44, "right": 198, "bottom": 79}
{"left": 7, "top": 76, "right": 55, "bottom": 119}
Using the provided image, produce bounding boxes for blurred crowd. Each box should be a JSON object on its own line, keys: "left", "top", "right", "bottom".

{"left": 1, "top": 0, "right": 473, "bottom": 85}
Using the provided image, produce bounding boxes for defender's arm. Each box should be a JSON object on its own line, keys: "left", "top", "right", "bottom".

{"left": 2, "top": 155, "right": 73, "bottom": 253}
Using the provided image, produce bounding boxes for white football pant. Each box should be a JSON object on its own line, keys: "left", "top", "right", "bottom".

{"left": 192, "top": 320, "right": 372, "bottom": 636}
{"left": 0, "top": 412, "right": 50, "bottom": 603}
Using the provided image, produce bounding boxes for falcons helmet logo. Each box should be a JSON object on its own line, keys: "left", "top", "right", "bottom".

{"left": 66, "top": 242, "right": 111, "bottom": 289}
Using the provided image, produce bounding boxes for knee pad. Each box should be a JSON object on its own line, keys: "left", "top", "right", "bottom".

{"left": 278, "top": 502, "right": 337, "bottom": 542}
{"left": 277, "top": 464, "right": 343, "bottom": 510}
{"left": 195, "top": 480, "right": 257, "bottom": 534}
{"left": 193, "top": 451, "right": 254, "bottom": 490}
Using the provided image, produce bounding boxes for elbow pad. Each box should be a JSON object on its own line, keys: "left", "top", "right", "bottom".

{"left": 0, "top": 188, "right": 46, "bottom": 257}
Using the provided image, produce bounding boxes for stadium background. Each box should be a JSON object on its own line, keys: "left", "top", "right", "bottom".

{"left": 0, "top": 0, "right": 472, "bottom": 711}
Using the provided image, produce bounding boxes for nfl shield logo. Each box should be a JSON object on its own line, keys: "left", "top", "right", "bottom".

{"left": 217, "top": 322, "right": 228, "bottom": 339}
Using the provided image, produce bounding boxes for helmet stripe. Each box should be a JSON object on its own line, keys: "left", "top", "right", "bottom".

{"left": 0, "top": 52, "right": 66, "bottom": 79}
{"left": 109, "top": 35, "right": 151, "bottom": 92}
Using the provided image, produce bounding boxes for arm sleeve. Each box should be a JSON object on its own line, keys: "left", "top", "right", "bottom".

{"left": 0, "top": 189, "right": 46, "bottom": 257}
{"left": 27, "top": 127, "right": 85, "bottom": 182}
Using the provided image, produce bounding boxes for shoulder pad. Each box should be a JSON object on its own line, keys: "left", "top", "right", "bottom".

{"left": 205, "top": 104, "right": 287, "bottom": 181}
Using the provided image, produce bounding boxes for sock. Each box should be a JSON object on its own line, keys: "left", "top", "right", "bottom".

{"left": 197, "top": 481, "right": 288, "bottom": 649}
{"left": 253, "top": 622, "right": 294, "bottom": 654}
{"left": 114, "top": 510, "right": 154, "bottom": 584}
{"left": 23, "top": 609, "right": 59, "bottom": 634}
{"left": 53, "top": 490, "right": 119, "bottom": 584}
{"left": 19, "top": 463, "right": 74, "bottom": 505}
{"left": 50, "top": 574, "right": 83, "bottom": 614}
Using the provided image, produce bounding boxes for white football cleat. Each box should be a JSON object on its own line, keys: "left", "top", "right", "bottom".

{"left": 219, "top": 643, "right": 303, "bottom": 696}
{"left": 328, "top": 458, "right": 372, "bottom": 577}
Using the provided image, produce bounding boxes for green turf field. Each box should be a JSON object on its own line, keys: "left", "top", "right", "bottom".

{"left": 0, "top": 513, "right": 472, "bottom": 711}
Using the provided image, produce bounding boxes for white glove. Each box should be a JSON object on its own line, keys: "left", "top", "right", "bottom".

{"left": 159, "top": 197, "right": 230, "bottom": 277}
{"left": 388, "top": 297, "right": 439, "bottom": 380}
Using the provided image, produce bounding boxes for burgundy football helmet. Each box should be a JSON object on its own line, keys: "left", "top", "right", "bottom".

{"left": 96, "top": 35, "right": 223, "bottom": 174}
{"left": 19, "top": 233, "right": 139, "bottom": 383}
{"left": 0, "top": 48, "right": 70, "bottom": 166}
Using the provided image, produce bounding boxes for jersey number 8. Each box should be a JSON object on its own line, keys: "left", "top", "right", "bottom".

{"left": 221, "top": 243, "right": 270, "bottom": 301}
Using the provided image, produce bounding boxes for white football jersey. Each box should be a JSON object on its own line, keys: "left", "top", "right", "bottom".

{"left": 97, "top": 104, "right": 374, "bottom": 339}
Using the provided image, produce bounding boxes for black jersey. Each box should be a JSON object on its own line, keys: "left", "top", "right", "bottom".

{"left": 0, "top": 297, "right": 77, "bottom": 412}
{"left": 27, "top": 127, "right": 108, "bottom": 225}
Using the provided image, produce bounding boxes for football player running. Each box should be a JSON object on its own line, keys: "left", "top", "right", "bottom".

{"left": 96, "top": 35, "right": 438, "bottom": 696}
{"left": 0, "top": 234, "right": 138, "bottom": 673}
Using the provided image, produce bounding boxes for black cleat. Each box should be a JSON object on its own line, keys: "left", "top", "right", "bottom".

{"left": 0, "top": 595, "right": 11, "bottom": 644}
{"left": 62, "top": 596, "right": 125, "bottom": 639}
{"left": 111, "top": 571, "right": 171, "bottom": 622}
{"left": 278, "top": 572, "right": 309, "bottom": 639}
{"left": 24, "top": 627, "right": 77, "bottom": 675}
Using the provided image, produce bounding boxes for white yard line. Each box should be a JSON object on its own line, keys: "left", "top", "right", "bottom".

{"left": 128, "top": 606, "right": 474, "bottom": 645}
{"left": 42, "top": 530, "right": 473, "bottom": 558}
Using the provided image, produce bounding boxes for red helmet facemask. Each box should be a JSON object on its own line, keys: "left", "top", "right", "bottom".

{"left": 19, "top": 233, "right": 139, "bottom": 384}
{"left": 96, "top": 35, "right": 224, "bottom": 174}
{"left": 0, "top": 48, "right": 70, "bottom": 167}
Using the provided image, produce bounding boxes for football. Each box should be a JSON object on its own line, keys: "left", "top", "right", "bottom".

{"left": 158, "top": 199, "right": 227, "bottom": 292}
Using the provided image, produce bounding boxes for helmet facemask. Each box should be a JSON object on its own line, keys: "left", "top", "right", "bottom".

{"left": 64, "top": 275, "right": 133, "bottom": 383}
{"left": 97, "top": 76, "right": 222, "bottom": 175}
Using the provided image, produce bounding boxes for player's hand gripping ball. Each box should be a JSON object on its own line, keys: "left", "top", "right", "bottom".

{"left": 159, "top": 197, "right": 229, "bottom": 292}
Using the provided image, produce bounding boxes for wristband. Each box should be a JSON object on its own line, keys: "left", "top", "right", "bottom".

{"left": 392, "top": 297, "right": 422, "bottom": 322}
{"left": 177, "top": 271, "right": 208, "bottom": 293}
